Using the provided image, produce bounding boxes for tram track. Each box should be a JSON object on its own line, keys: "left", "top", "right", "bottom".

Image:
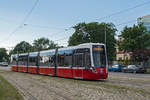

{"left": 8, "top": 79, "right": 37, "bottom": 100}
{"left": 0, "top": 67, "right": 150, "bottom": 100}
{"left": 1, "top": 70, "right": 71, "bottom": 100}
{"left": 0, "top": 69, "right": 37, "bottom": 100}
{"left": 23, "top": 77, "right": 71, "bottom": 100}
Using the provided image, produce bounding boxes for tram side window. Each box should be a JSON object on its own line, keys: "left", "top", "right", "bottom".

{"left": 64, "top": 54, "right": 72, "bottom": 67}
{"left": 49, "top": 55, "right": 55, "bottom": 67}
{"left": 18, "top": 57, "right": 22, "bottom": 65}
{"left": 73, "top": 48, "right": 91, "bottom": 67}
{"left": 40, "top": 56, "right": 49, "bottom": 66}
{"left": 29, "top": 57, "right": 37, "bottom": 66}
{"left": 85, "top": 52, "right": 91, "bottom": 67}
{"left": 18, "top": 56, "right": 27, "bottom": 66}
{"left": 58, "top": 54, "right": 64, "bottom": 66}
{"left": 74, "top": 54, "right": 84, "bottom": 67}
{"left": 12, "top": 57, "right": 17, "bottom": 65}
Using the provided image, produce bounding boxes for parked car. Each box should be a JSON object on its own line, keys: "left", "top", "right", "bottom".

{"left": 0, "top": 62, "right": 8, "bottom": 66}
{"left": 122, "top": 65, "right": 146, "bottom": 73}
{"left": 137, "top": 66, "right": 146, "bottom": 73}
{"left": 109, "top": 64, "right": 123, "bottom": 72}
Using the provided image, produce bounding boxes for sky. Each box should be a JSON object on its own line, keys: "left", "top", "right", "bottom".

{"left": 0, "top": 0, "right": 150, "bottom": 50}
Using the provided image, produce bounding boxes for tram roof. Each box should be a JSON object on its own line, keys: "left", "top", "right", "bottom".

{"left": 78, "top": 43, "right": 104, "bottom": 46}
{"left": 12, "top": 43, "right": 105, "bottom": 55}
{"left": 58, "top": 43, "right": 104, "bottom": 51}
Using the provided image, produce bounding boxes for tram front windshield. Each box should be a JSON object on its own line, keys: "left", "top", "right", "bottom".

{"left": 93, "top": 45, "right": 106, "bottom": 68}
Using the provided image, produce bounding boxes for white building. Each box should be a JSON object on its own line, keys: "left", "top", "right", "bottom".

{"left": 137, "top": 14, "right": 150, "bottom": 31}
{"left": 116, "top": 35, "right": 131, "bottom": 61}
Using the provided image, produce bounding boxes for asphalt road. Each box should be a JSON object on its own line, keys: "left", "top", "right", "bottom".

{"left": 109, "top": 71, "right": 150, "bottom": 80}
{"left": 0, "top": 66, "right": 11, "bottom": 71}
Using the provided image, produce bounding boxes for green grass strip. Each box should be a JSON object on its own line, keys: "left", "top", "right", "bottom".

{"left": 0, "top": 75, "right": 24, "bottom": 100}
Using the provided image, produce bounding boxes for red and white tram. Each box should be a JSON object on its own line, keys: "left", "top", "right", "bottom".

{"left": 11, "top": 43, "right": 108, "bottom": 79}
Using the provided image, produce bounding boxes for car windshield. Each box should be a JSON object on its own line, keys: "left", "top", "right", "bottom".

{"left": 93, "top": 45, "right": 106, "bottom": 68}
{"left": 128, "top": 65, "right": 137, "bottom": 69}
{"left": 113, "top": 65, "right": 119, "bottom": 68}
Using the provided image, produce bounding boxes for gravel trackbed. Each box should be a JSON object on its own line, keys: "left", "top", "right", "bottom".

{"left": 0, "top": 67, "right": 150, "bottom": 100}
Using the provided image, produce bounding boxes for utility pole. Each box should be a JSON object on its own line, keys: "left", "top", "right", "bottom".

{"left": 17, "top": 47, "right": 19, "bottom": 72}
{"left": 104, "top": 24, "right": 107, "bottom": 45}
{"left": 104, "top": 24, "right": 108, "bottom": 73}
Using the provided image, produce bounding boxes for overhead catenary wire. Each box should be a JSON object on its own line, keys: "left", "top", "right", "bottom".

{"left": 24, "top": 23, "right": 66, "bottom": 30}
{"left": 0, "top": 0, "right": 148, "bottom": 48}
{"left": 20, "top": 0, "right": 40, "bottom": 25}
{"left": 38, "top": 18, "right": 139, "bottom": 46}
{"left": 0, "top": 0, "right": 40, "bottom": 44}
{"left": 96, "top": 1, "right": 150, "bottom": 21}
{"left": 55, "top": 0, "right": 150, "bottom": 44}
{"left": 28, "top": 26, "right": 72, "bottom": 43}
{"left": 3, "top": 19, "right": 138, "bottom": 49}
{"left": 44, "top": 26, "right": 73, "bottom": 38}
{"left": 116, "top": 19, "right": 137, "bottom": 26}
{"left": 0, "top": 0, "right": 147, "bottom": 44}
{"left": 0, "top": 0, "right": 148, "bottom": 30}
{"left": 53, "top": 19, "right": 138, "bottom": 43}
{"left": 8, "top": 18, "right": 136, "bottom": 46}
{"left": 0, "top": 19, "right": 139, "bottom": 50}
{"left": 17, "top": 20, "right": 138, "bottom": 45}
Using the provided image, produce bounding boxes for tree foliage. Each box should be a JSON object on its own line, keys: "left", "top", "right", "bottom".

{"left": 68, "top": 22, "right": 117, "bottom": 61}
{"left": 33, "top": 37, "right": 58, "bottom": 51}
{"left": 11, "top": 41, "right": 33, "bottom": 54}
{"left": 119, "top": 24, "right": 150, "bottom": 62}
{"left": 10, "top": 37, "right": 59, "bottom": 56}
{"left": 0, "top": 48, "right": 8, "bottom": 62}
{"left": 119, "top": 24, "right": 150, "bottom": 51}
{"left": 132, "top": 49, "right": 150, "bottom": 62}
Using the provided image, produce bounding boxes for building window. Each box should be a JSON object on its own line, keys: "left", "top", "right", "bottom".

{"left": 119, "top": 57, "right": 122, "bottom": 61}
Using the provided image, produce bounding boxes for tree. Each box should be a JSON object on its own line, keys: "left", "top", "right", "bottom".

{"left": 68, "top": 22, "right": 117, "bottom": 61}
{"left": 119, "top": 24, "right": 150, "bottom": 64}
{"left": 33, "top": 37, "right": 58, "bottom": 51}
{"left": 0, "top": 48, "right": 9, "bottom": 62}
{"left": 132, "top": 49, "right": 150, "bottom": 62}
{"left": 11, "top": 41, "right": 33, "bottom": 54}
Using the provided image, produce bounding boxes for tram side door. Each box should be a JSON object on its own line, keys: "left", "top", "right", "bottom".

{"left": 73, "top": 53, "right": 84, "bottom": 79}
